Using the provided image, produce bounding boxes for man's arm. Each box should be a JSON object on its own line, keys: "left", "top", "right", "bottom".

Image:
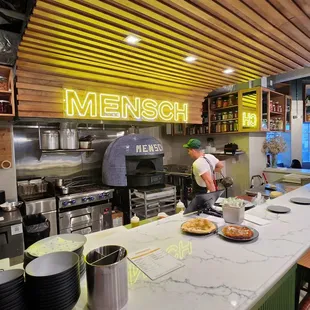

{"left": 201, "top": 171, "right": 216, "bottom": 192}
{"left": 214, "top": 161, "right": 224, "bottom": 173}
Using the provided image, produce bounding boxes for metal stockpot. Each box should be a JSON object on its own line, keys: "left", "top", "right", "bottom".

{"left": 59, "top": 123, "right": 78, "bottom": 150}
{"left": 85, "top": 245, "right": 128, "bottom": 310}
{"left": 41, "top": 130, "right": 59, "bottom": 150}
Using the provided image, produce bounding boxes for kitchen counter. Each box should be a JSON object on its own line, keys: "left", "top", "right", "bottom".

{"left": 264, "top": 167, "right": 310, "bottom": 183}
{"left": 75, "top": 184, "right": 310, "bottom": 310}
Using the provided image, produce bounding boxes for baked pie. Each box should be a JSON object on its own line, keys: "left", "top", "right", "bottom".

{"left": 222, "top": 225, "right": 254, "bottom": 240}
{"left": 181, "top": 218, "right": 216, "bottom": 234}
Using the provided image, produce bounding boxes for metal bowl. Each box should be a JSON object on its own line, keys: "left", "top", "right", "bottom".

{"left": 0, "top": 201, "right": 23, "bottom": 212}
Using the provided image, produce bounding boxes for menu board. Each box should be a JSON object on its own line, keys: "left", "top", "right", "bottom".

{"left": 128, "top": 247, "right": 184, "bottom": 280}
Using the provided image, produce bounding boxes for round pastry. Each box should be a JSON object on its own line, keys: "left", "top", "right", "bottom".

{"left": 181, "top": 218, "right": 216, "bottom": 234}
{"left": 222, "top": 225, "right": 254, "bottom": 240}
{"left": 270, "top": 191, "right": 283, "bottom": 199}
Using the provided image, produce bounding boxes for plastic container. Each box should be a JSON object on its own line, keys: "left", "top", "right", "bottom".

{"left": 131, "top": 214, "right": 140, "bottom": 228}
{"left": 176, "top": 200, "right": 185, "bottom": 214}
{"left": 222, "top": 206, "right": 245, "bottom": 224}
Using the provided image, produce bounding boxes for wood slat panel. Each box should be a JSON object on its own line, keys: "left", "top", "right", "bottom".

{"left": 15, "top": 0, "right": 310, "bottom": 124}
{"left": 0, "top": 128, "right": 12, "bottom": 169}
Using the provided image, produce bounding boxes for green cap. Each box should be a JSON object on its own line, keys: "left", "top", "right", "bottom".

{"left": 183, "top": 138, "right": 201, "bottom": 149}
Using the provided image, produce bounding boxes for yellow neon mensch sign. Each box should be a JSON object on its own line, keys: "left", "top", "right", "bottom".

{"left": 63, "top": 89, "right": 188, "bottom": 123}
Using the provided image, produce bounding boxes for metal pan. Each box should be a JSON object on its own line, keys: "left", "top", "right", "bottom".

{"left": 0, "top": 269, "right": 24, "bottom": 287}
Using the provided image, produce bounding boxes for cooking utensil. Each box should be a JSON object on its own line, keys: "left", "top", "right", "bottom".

{"left": 60, "top": 123, "right": 78, "bottom": 150}
{"left": 218, "top": 225, "right": 259, "bottom": 242}
{"left": 41, "top": 130, "right": 59, "bottom": 150}
{"left": 60, "top": 186, "right": 69, "bottom": 195}
{"left": 79, "top": 140, "right": 92, "bottom": 149}
{"left": 55, "top": 178, "right": 64, "bottom": 187}
{"left": 29, "top": 179, "right": 48, "bottom": 193}
{"left": 85, "top": 245, "right": 128, "bottom": 310}
{"left": 17, "top": 181, "right": 37, "bottom": 196}
{"left": 0, "top": 201, "right": 23, "bottom": 212}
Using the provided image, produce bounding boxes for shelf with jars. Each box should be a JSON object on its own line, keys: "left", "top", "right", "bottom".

{"left": 0, "top": 65, "right": 15, "bottom": 119}
{"left": 304, "top": 84, "right": 310, "bottom": 123}
{"left": 164, "top": 123, "right": 209, "bottom": 136}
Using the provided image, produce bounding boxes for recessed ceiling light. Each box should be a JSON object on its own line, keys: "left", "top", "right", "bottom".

{"left": 223, "top": 68, "right": 234, "bottom": 74}
{"left": 184, "top": 56, "right": 197, "bottom": 63}
{"left": 124, "top": 35, "right": 141, "bottom": 45}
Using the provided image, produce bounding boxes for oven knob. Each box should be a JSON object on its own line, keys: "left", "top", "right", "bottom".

{"left": 82, "top": 197, "right": 88, "bottom": 202}
{"left": 70, "top": 199, "right": 76, "bottom": 205}
{"left": 62, "top": 201, "right": 68, "bottom": 207}
{"left": 99, "top": 193, "right": 105, "bottom": 199}
{"left": 89, "top": 196, "right": 95, "bottom": 201}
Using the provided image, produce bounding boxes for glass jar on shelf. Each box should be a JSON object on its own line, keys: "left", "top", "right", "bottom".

{"left": 270, "top": 119, "right": 275, "bottom": 130}
{"left": 270, "top": 100, "right": 273, "bottom": 112}
{"left": 222, "top": 112, "right": 228, "bottom": 120}
{"left": 234, "top": 120, "right": 238, "bottom": 132}
{"left": 228, "top": 95, "right": 234, "bottom": 106}
{"left": 222, "top": 121, "right": 228, "bottom": 132}
{"left": 216, "top": 122, "right": 222, "bottom": 133}
{"left": 228, "top": 121, "right": 234, "bottom": 132}
{"left": 211, "top": 123, "right": 216, "bottom": 133}
{"left": 216, "top": 97, "right": 222, "bottom": 108}
{"left": 277, "top": 103, "right": 282, "bottom": 113}
{"left": 234, "top": 110, "right": 238, "bottom": 119}
{"left": 223, "top": 99, "right": 228, "bottom": 108}
{"left": 211, "top": 114, "right": 216, "bottom": 121}
{"left": 217, "top": 112, "right": 222, "bottom": 120}
{"left": 278, "top": 118, "right": 283, "bottom": 130}
{"left": 228, "top": 111, "right": 233, "bottom": 119}
{"left": 211, "top": 100, "right": 216, "bottom": 110}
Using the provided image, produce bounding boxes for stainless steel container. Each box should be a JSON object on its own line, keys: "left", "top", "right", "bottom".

{"left": 60, "top": 123, "right": 78, "bottom": 150}
{"left": 41, "top": 130, "right": 59, "bottom": 150}
{"left": 85, "top": 245, "right": 128, "bottom": 310}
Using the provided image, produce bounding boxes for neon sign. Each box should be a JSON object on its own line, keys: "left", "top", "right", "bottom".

{"left": 63, "top": 89, "right": 188, "bottom": 123}
{"left": 242, "top": 112, "right": 257, "bottom": 128}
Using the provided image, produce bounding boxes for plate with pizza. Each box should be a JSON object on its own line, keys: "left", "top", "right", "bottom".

{"left": 218, "top": 225, "right": 259, "bottom": 242}
{"left": 181, "top": 218, "right": 217, "bottom": 235}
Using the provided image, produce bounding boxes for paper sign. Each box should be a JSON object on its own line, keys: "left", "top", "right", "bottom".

{"left": 11, "top": 223, "right": 23, "bottom": 235}
{"left": 128, "top": 247, "right": 184, "bottom": 280}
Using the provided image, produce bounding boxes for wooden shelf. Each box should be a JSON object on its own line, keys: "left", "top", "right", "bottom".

{"left": 270, "top": 111, "right": 283, "bottom": 115}
{"left": 210, "top": 105, "right": 238, "bottom": 112}
{"left": 210, "top": 131, "right": 240, "bottom": 134}
{"left": 210, "top": 118, "right": 238, "bottom": 123}
{"left": 0, "top": 90, "right": 11, "bottom": 94}
{"left": 41, "top": 149, "right": 95, "bottom": 153}
{"left": 0, "top": 113, "right": 14, "bottom": 117}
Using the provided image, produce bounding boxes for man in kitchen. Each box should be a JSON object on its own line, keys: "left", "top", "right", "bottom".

{"left": 183, "top": 138, "right": 223, "bottom": 195}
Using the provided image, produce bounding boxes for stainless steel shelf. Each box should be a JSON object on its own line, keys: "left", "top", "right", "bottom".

{"left": 41, "top": 149, "right": 95, "bottom": 153}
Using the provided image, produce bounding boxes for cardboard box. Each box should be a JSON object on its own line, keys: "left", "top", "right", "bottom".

{"left": 112, "top": 210, "right": 123, "bottom": 227}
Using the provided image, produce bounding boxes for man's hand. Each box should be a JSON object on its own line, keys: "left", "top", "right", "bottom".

{"left": 201, "top": 171, "right": 216, "bottom": 192}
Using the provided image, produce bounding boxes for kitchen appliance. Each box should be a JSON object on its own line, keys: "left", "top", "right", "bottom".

{"left": 85, "top": 245, "right": 128, "bottom": 310}
{"left": 60, "top": 122, "right": 78, "bottom": 150}
{"left": 0, "top": 190, "right": 5, "bottom": 204}
{"left": 41, "top": 130, "right": 59, "bottom": 150}
{"left": 102, "top": 134, "right": 165, "bottom": 187}
{"left": 57, "top": 185, "right": 114, "bottom": 235}
{"left": 55, "top": 178, "right": 64, "bottom": 187}
{"left": 0, "top": 201, "right": 23, "bottom": 212}
{"left": 0, "top": 209, "right": 24, "bottom": 259}
{"left": 18, "top": 179, "right": 58, "bottom": 236}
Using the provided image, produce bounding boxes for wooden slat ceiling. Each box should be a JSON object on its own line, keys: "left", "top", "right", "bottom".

{"left": 16, "top": 0, "right": 310, "bottom": 122}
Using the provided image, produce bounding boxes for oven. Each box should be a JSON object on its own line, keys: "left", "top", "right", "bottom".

{"left": 58, "top": 202, "right": 112, "bottom": 235}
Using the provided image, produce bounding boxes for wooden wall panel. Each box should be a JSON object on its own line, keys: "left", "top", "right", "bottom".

{"left": 0, "top": 128, "right": 12, "bottom": 169}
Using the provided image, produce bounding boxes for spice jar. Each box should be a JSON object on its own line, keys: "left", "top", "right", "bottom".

{"left": 217, "top": 112, "right": 222, "bottom": 120}
{"left": 0, "top": 77, "right": 8, "bottom": 91}
{"left": 228, "top": 121, "right": 234, "bottom": 132}
{"left": 234, "top": 110, "right": 238, "bottom": 119}
{"left": 211, "top": 100, "right": 216, "bottom": 109}
{"left": 228, "top": 95, "right": 234, "bottom": 106}
{"left": 223, "top": 99, "right": 228, "bottom": 108}
{"left": 278, "top": 118, "right": 283, "bottom": 130}
{"left": 211, "top": 123, "right": 216, "bottom": 133}
{"left": 222, "top": 121, "right": 228, "bottom": 132}
{"left": 211, "top": 114, "right": 216, "bottom": 121}
{"left": 228, "top": 111, "right": 233, "bottom": 119}
{"left": 216, "top": 122, "right": 222, "bottom": 133}
{"left": 222, "top": 112, "right": 228, "bottom": 120}
{"left": 270, "top": 100, "right": 273, "bottom": 112}
{"left": 216, "top": 97, "right": 222, "bottom": 108}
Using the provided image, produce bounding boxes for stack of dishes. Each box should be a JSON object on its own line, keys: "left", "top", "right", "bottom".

{"left": 25, "top": 251, "right": 80, "bottom": 310}
{"left": 23, "top": 234, "right": 86, "bottom": 276}
{"left": 0, "top": 269, "right": 25, "bottom": 310}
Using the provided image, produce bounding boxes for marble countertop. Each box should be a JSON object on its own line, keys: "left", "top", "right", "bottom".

{"left": 75, "top": 184, "right": 310, "bottom": 310}
{"left": 264, "top": 167, "right": 310, "bottom": 175}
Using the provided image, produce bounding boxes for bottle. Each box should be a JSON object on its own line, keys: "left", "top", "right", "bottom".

{"left": 176, "top": 200, "right": 185, "bottom": 214}
{"left": 131, "top": 214, "right": 140, "bottom": 228}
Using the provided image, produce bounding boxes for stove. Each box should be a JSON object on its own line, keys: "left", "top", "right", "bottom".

{"left": 56, "top": 185, "right": 114, "bottom": 235}
{"left": 57, "top": 185, "right": 114, "bottom": 209}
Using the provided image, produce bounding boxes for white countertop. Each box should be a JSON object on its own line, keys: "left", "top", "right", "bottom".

{"left": 75, "top": 184, "right": 310, "bottom": 310}
{"left": 264, "top": 167, "right": 310, "bottom": 175}
{"left": 2, "top": 185, "right": 310, "bottom": 310}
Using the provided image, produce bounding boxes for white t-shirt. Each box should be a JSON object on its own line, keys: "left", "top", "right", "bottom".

{"left": 192, "top": 154, "right": 219, "bottom": 187}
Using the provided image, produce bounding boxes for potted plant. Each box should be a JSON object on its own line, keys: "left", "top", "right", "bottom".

{"left": 262, "top": 136, "right": 286, "bottom": 168}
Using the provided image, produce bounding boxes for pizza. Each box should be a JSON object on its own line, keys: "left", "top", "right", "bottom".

{"left": 181, "top": 218, "right": 216, "bottom": 234}
{"left": 222, "top": 225, "right": 254, "bottom": 240}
